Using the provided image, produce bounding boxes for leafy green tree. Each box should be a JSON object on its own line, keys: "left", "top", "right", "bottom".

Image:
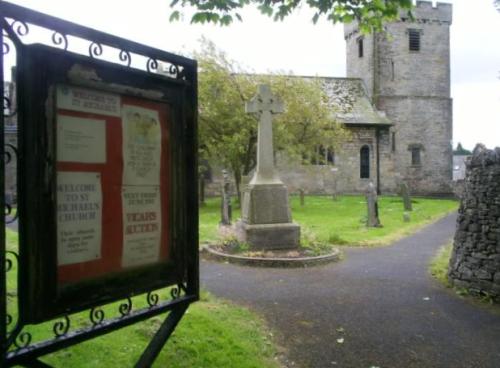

{"left": 170, "top": 0, "right": 413, "bottom": 32}
{"left": 196, "top": 39, "right": 347, "bottom": 201}
{"left": 453, "top": 143, "right": 472, "bottom": 156}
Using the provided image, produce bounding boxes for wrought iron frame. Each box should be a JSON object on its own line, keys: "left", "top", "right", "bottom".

{"left": 1, "top": 2, "right": 199, "bottom": 367}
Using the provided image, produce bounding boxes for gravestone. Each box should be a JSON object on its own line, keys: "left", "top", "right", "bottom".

{"left": 366, "top": 182, "right": 382, "bottom": 227}
{"left": 239, "top": 85, "right": 300, "bottom": 249}
{"left": 399, "top": 182, "right": 412, "bottom": 211}
{"left": 220, "top": 169, "right": 232, "bottom": 226}
{"left": 299, "top": 189, "right": 305, "bottom": 206}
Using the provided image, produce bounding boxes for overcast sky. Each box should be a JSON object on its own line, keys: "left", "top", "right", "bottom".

{"left": 5, "top": 0, "right": 500, "bottom": 150}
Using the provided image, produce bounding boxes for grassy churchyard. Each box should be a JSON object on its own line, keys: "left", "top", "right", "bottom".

{"left": 201, "top": 194, "right": 458, "bottom": 250}
{"left": 5, "top": 195, "right": 456, "bottom": 366}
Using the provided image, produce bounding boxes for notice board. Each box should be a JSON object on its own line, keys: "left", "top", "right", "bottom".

{"left": 17, "top": 44, "right": 196, "bottom": 323}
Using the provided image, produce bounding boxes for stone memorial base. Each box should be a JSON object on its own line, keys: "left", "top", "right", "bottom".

{"left": 239, "top": 222, "right": 300, "bottom": 250}
{"left": 238, "top": 183, "right": 300, "bottom": 250}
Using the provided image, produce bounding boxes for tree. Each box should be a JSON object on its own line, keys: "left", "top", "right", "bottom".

{"left": 170, "top": 0, "right": 413, "bottom": 32}
{"left": 196, "top": 39, "right": 347, "bottom": 201}
{"left": 453, "top": 143, "right": 472, "bottom": 156}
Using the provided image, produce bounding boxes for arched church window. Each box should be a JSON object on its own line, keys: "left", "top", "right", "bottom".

{"left": 360, "top": 145, "right": 370, "bottom": 179}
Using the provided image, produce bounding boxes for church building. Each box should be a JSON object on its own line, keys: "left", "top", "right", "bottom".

{"left": 277, "top": 1, "right": 453, "bottom": 196}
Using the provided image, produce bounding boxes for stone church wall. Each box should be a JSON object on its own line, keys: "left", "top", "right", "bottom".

{"left": 448, "top": 145, "right": 500, "bottom": 301}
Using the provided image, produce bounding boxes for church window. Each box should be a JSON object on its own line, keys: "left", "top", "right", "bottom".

{"left": 327, "top": 147, "right": 335, "bottom": 165}
{"left": 408, "top": 29, "right": 421, "bottom": 51}
{"left": 360, "top": 145, "right": 370, "bottom": 179}
{"left": 391, "top": 132, "right": 396, "bottom": 152}
{"left": 411, "top": 147, "right": 421, "bottom": 166}
{"left": 358, "top": 37, "right": 364, "bottom": 58}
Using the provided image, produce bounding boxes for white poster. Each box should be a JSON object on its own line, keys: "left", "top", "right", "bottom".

{"left": 121, "top": 185, "right": 162, "bottom": 268}
{"left": 57, "top": 85, "right": 121, "bottom": 117}
{"left": 122, "top": 105, "right": 162, "bottom": 186}
{"left": 57, "top": 172, "right": 102, "bottom": 266}
{"left": 57, "top": 115, "right": 106, "bottom": 163}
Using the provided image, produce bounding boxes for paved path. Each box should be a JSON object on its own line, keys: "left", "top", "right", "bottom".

{"left": 201, "top": 214, "right": 500, "bottom": 368}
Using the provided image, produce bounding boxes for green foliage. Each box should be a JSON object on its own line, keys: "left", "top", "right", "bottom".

{"left": 196, "top": 38, "right": 347, "bottom": 196}
{"left": 453, "top": 142, "right": 472, "bottom": 156}
{"left": 170, "top": 0, "right": 414, "bottom": 32}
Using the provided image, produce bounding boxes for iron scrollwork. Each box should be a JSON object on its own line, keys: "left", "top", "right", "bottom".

{"left": 146, "top": 291, "right": 159, "bottom": 307}
{"left": 146, "top": 57, "right": 158, "bottom": 73}
{"left": 8, "top": 19, "right": 29, "bottom": 37}
{"left": 119, "top": 49, "right": 131, "bottom": 67}
{"left": 51, "top": 30, "right": 68, "bottom": 50}
{"left": 170, "top": 283, "right": 187, "bottom": 300}
{"left": 13, "top": 331, "right": 33, "bottom": 349}
{"left": 89, "top": 307, "right": 105, "bottom": 326}
{"left": 118, "top": 297, "right": 133, "bottom": 317}
{"left": 53, "top": 315, "right": 71, "bottom": 338}
{"left": 88, "top": 41, "right": 103, "bottom": 59}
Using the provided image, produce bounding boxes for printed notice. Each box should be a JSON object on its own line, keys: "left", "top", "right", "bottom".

{"left": 122, "top": 105, "right": 162, "bottom": 186}
{"left": 57, "top": 115, "right": 106, "bottom": 163}
{"left": 57, "top": 172, "right": 102, "bottom": 266}
{"left": 122, "top": 186, "right": 162, "bottom": 268}
{"left": 57, "top": 85, "right": 121, "bottom": 117}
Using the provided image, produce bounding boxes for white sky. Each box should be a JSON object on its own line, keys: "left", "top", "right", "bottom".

{"left": 4, "top": 0, "right": 500, "bottom": 151}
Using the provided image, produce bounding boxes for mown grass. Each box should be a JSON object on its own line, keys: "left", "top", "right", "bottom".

{"left": 5, "top": 229, "right": 281, "bottom": 368}
{"left": 201, "top": 195, "right": 458, "bottom": 247}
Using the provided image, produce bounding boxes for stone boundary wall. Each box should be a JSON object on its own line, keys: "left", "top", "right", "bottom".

{"left": 448, "top": 145, "right": 500, "bottom": 301}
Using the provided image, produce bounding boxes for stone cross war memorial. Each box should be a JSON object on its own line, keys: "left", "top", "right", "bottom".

{"left": 238, "top": 85, "right": 300, "bottom": 250}
{"left": 1, "top": 2, "right": 198, "bottom": 367}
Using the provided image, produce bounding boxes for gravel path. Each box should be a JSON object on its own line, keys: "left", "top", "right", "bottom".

{"left": 201, "top": 213, "right": 500, "bottom": 368}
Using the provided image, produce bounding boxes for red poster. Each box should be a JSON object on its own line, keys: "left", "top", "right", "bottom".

{"left": 55, "top": 85, "right": 170, "bottom": 286}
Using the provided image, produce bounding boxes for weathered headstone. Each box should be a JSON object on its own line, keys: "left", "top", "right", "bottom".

{"left": 399, "top": 182, "right": 412, "bottom": 211}
{"left": 403, "top": 211, "right": 410, "bottom": 222}
{"left": 366, "top": 182, "right": 382, "bottom": 227}
{"left": 299, "top": 189, "right": 305, "bottom": 206}
{"left": 220, "top": 169, "right": 232, "bottom": 226}
{"left": 239, "top": 85, "right": 300, "bottom": 249}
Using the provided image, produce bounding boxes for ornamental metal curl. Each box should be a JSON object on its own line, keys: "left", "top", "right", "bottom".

{"left": 146, "top": 291, "right": 159, "bottom": 307}
{"left": 89, "top": 307, "right": 105, "bottom": 326}
{"left": 53, "top": 315, "right": 71, "bottom": 337}
{"left": 170, "top": 284, "right": 186, "bottom": 299}
{"left": 6, "top": 314, "right": 13, "bottom": 327}
{"left": 118, "top": 297, "right": 133, "bottom": 317}
{"left": 2, "top": 39, "right": 9, "bottom": 55}
{"left": 9, "top": 19, "right": 29, "bottom": 37}
{"left": 5, "top": 203, "right": 18, "bottom": 224}
{"left": 5, "top": 251, "right": 18, "bottom": 272}
{"left": 88, "top": 41, "right": 103, "bottom": 59}
{"left": 51, "top": 31, "right": 68, "bottom": 50}
{"left": 119, "top": 49, "right": 131, "bottom": 67}
{"left": 13, "top": 331, "right": 32, "bottom": 349}
{"left": 168, "top": 64, "right": 179, "bottom": 78}
{"left": 146, "top": 58, "right": 158, "bottom": 73}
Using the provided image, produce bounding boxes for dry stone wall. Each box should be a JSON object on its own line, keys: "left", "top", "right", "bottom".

{"left": 448, "top": 145, "right": 500, "bottom": 301}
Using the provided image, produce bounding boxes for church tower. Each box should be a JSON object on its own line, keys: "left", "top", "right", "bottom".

{"left": 344, "top": 1, "right": 453, "bottom": 195}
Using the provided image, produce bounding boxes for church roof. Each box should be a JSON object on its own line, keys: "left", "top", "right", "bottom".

{"left": 319, "top": 77, "right": 392, "bottom": 127}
